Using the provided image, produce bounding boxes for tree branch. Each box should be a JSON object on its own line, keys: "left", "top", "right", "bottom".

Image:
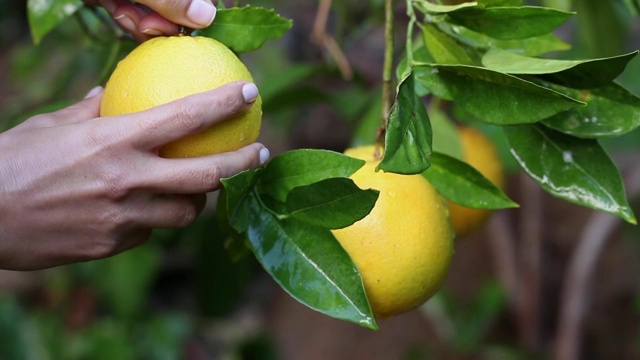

{"left": 554, "top": 157, "right": 640, "bottom": 360}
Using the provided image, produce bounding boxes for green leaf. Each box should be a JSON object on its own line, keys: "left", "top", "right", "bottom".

{"left": 424, "top": 153, "right": 518, "bottom": 209}
{"left": 421, "top": 23, "right": 474, "bottom": 65}
{"left": 245, "top": 195, "right": 377, "bottom": 329}
{"left": 482, "top": 49, "right": 638, "bottom": 88}
{"left": 504, "top": 125, "right": 636, "bottom": 224}
{"left": 0, "top": 297, "right": 28, "bottom": 360}
{"left": 285, "top": 178, "right": 379, "bottom": 229}
{"left": 398, "top": 41, "right": 453, "bottom": 98}
{"left": 414, "top": 0, "right": 478, "bottom": 13}
{"left": 574, "top": 0, "right": 630, "bottom": 57}
{"left": 90, "top": 245, "right": 161, "bottom": 318}
{"left": 378, "top": 72, "right": 432, "bottom": 174}
{"left": 221, "top": 168, "right": 263, "bottom": 232}
{"left": 447, "top": 6, "right": 574, "bottom": 40}
{"left": 27, "top": 0, "right": 83, "bottom": 45}
{"left": 430, "top": 104, "right": 464, "bottom": 160}
{"left": 197, "top": 6, "right": 292, "bottom": 53}
{"left": 444, "top": 24, "right": 570, "bottom": 57}
{"left": 260, "top": 64, "right": 321, "bottom": 103}
{"left": 260, "top": 149, "right": 365, "bottom": 202}
{"left": 542, "top": 83, "right": 640, "bottom": 138}
{"left": 414, "top": 64, "right": 585, "bottom": 124}
{"left": 479, "top": 0, "right": 523, "bottom": 6}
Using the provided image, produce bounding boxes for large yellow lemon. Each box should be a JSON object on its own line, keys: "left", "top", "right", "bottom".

{"left": 331, "top": 146, "right": 454, "bottom": 319}
{"left": 449, "top": 126, "right": 505, "bottom": 236}
{"left": 100, "top": 36, "right": 262, "bottom": 158}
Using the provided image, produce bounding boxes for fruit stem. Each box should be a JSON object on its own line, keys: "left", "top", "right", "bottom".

{"left": 379, "top": 0, "right": 395, "bottom": 142}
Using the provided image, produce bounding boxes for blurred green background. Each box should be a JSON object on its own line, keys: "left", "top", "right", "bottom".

{"left": 1, "top": 0, "right": 640, "bottom": 359}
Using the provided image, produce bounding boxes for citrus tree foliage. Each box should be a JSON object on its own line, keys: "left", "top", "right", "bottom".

{"left": 26, "top": 0, "right": 639, "bottom": 330}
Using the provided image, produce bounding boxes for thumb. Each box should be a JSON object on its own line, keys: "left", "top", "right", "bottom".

{"left": 52, "top": 86, "right": 104, "bottom": 125}
{"left": 136, "top": 0, "right": 217, "bottom": 29}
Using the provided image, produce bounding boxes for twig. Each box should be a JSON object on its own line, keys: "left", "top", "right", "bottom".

{"left": 311, "top": 0, "right": 353, "bottom": 80}
{"left": 381, "top": 0, "right": 395, "bottom": 127}
{"left": 375, "top": 0, "right": 395, "bottom": 151}
{"left": 518, "top": 173, "right": 544, "bottom": 351}
{"left": 554, "top": 160, "right": 640, "bottom": 360}
{"left": 486, "top": 210, "right": 520, "bottom": 312}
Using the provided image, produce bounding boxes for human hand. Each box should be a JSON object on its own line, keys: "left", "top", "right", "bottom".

{"left": 0, "top": 81, "right": 269, "bottom": 270}
{"left": 84, "top": 0, "right": 217, "bottom": 41}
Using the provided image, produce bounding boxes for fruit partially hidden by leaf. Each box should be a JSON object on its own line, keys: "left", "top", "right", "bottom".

{"left": 449, "top": 126, "right": 505, "bottom": 236}
{"left": 331, "top": 145, "right": 454, "bottom": 319}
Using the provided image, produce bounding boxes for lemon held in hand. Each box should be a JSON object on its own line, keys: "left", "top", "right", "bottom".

{"left": 100, "top": 36, "right": 262, "bottom": 158}
{"left": 449, "top": 126, "right": 505, "bottom": 236}
{"left": 331, "top": 146, "right": 454, "bottom": 319}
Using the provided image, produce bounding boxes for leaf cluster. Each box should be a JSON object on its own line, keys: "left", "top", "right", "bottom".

{"left": 395, "top": 0, "right": 638, "bottom": 224}
{"left": 221, "top": 150, "right": 381, "bottom": 329}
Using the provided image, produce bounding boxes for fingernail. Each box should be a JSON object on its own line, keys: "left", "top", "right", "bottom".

{"left": 187, "top": 0, "right": 216, "bottom": 27}
{"left": 242, "top": 83, "right": 259, "bottom": 104}
{"left": 259, "top": 148, "right": 270, "bottom": 165}
{"left": 141, "top": 28, "right": 163, "bottom": 36}
{"left": 84, "top": 86, "right": 103, "bottom": 99}
{"left": 113, "top": 14, "right": 137, "bottom": 34}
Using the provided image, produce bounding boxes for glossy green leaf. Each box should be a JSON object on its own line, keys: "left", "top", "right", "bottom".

{"left": 221, "top": 168, "right": 263, "bottom": 232}
{"left": 414, "top": 0, "right": 478, "bottom": 13}
{"left": 27, "top": 0, "right": 83, "bottom": 45}
{"left": 285, "top": 178, "right": 379, "bottom": 229}
{"left": 504, "top": 125, "right": 636, "bottom": 224}
{"left": 574, "top": 0, "right": 629, "bottom": 57}
{"left": 260, "top": 149, "right": 365, "bottom": 202}
{"left": 197, "top": 6, "right": 292, "bottom": 53}
{"left": 479, "top": 0, "right": 523, "bottom": 6}
{"left": 542, "top": 83, "right": 640, "bottom": 138}
{"left": 424, "top": 153, "right": 518, "bottom": 209}
{"left": 397, "top": 42, "right": 449, "bottom": 98}
{"left": 422, "top": 23, "right": 474, "bottom": 65}
{"left": 413, "top": 64, "right": 585, "bottom": 124}
{"left": 430, "top": 104, "right": 464, "bottom": 160}
{"left": 447, "top": 6, "right": 574, "bottom": 40}
{"left": 482, "top": 49, "right": 638, "bottom": 88}
{"left": 245, "top": 195, "right": 377, "bottom": 329}
{"left": 378, "top": 72, "right": 432, "bottom": 174}
{"left": 444, "top": 24, "right": 570, "bottom": 57}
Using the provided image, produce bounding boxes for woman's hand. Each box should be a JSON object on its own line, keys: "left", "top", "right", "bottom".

{"left": 84, "top": 0, "right": 217, "bottom": 41}
{"left": 0, "top": 81, "right": 269, "bottom": 270}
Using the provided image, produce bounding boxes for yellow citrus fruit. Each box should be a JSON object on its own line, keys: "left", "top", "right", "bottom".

{"left": 449, "top": 126, "right": 505, "bottom": 236}
{"left": 100, "top": 36, "right": 262, "bottom": 158}
{"left": 331, "top": 146, "right": 454, "bottom": 318}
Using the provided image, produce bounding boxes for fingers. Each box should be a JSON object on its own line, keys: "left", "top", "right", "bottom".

{"left": 120, "top": 81, "right": 259, "bottom": 150}
{"left": 111, "top": 2, "right": 177, "bottom": 42}
{"left": 104, "top": 0, "right": 215, "bottom": 41}
{"left": 52, "top": 87, "right": 105, "bottom": 124}
{"left": 89, "top": 0, "right": 217, "bottom": 41}
{"left": 135, "top": 0, "right": 217, "bottom": 29}
{"left": 21, "top": 87, "right": 104, "bottom": 129}
{"left": 140, "top": 143, "right": 269, "bottom": 194}
{"left": 139, "top": 193, "right": 207, "bottom": 229}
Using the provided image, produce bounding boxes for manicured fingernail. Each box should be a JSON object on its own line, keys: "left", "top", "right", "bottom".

{"left": 259, "top": 148, "right": 270, "bottom": 165}
{"left": 113, "top": 14, "right": 136, "bottom": 34}
{"left": 187, "top": 0, "right": 216, "bottom": 27}
{"left": 242, "top": 83, "right": 259, "bottom": 104}
{"left": 141, "top": 28, "right": 163, "bottom": 36}
{"left": 84, "top": 86, "right": 103, "bottom": 99}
